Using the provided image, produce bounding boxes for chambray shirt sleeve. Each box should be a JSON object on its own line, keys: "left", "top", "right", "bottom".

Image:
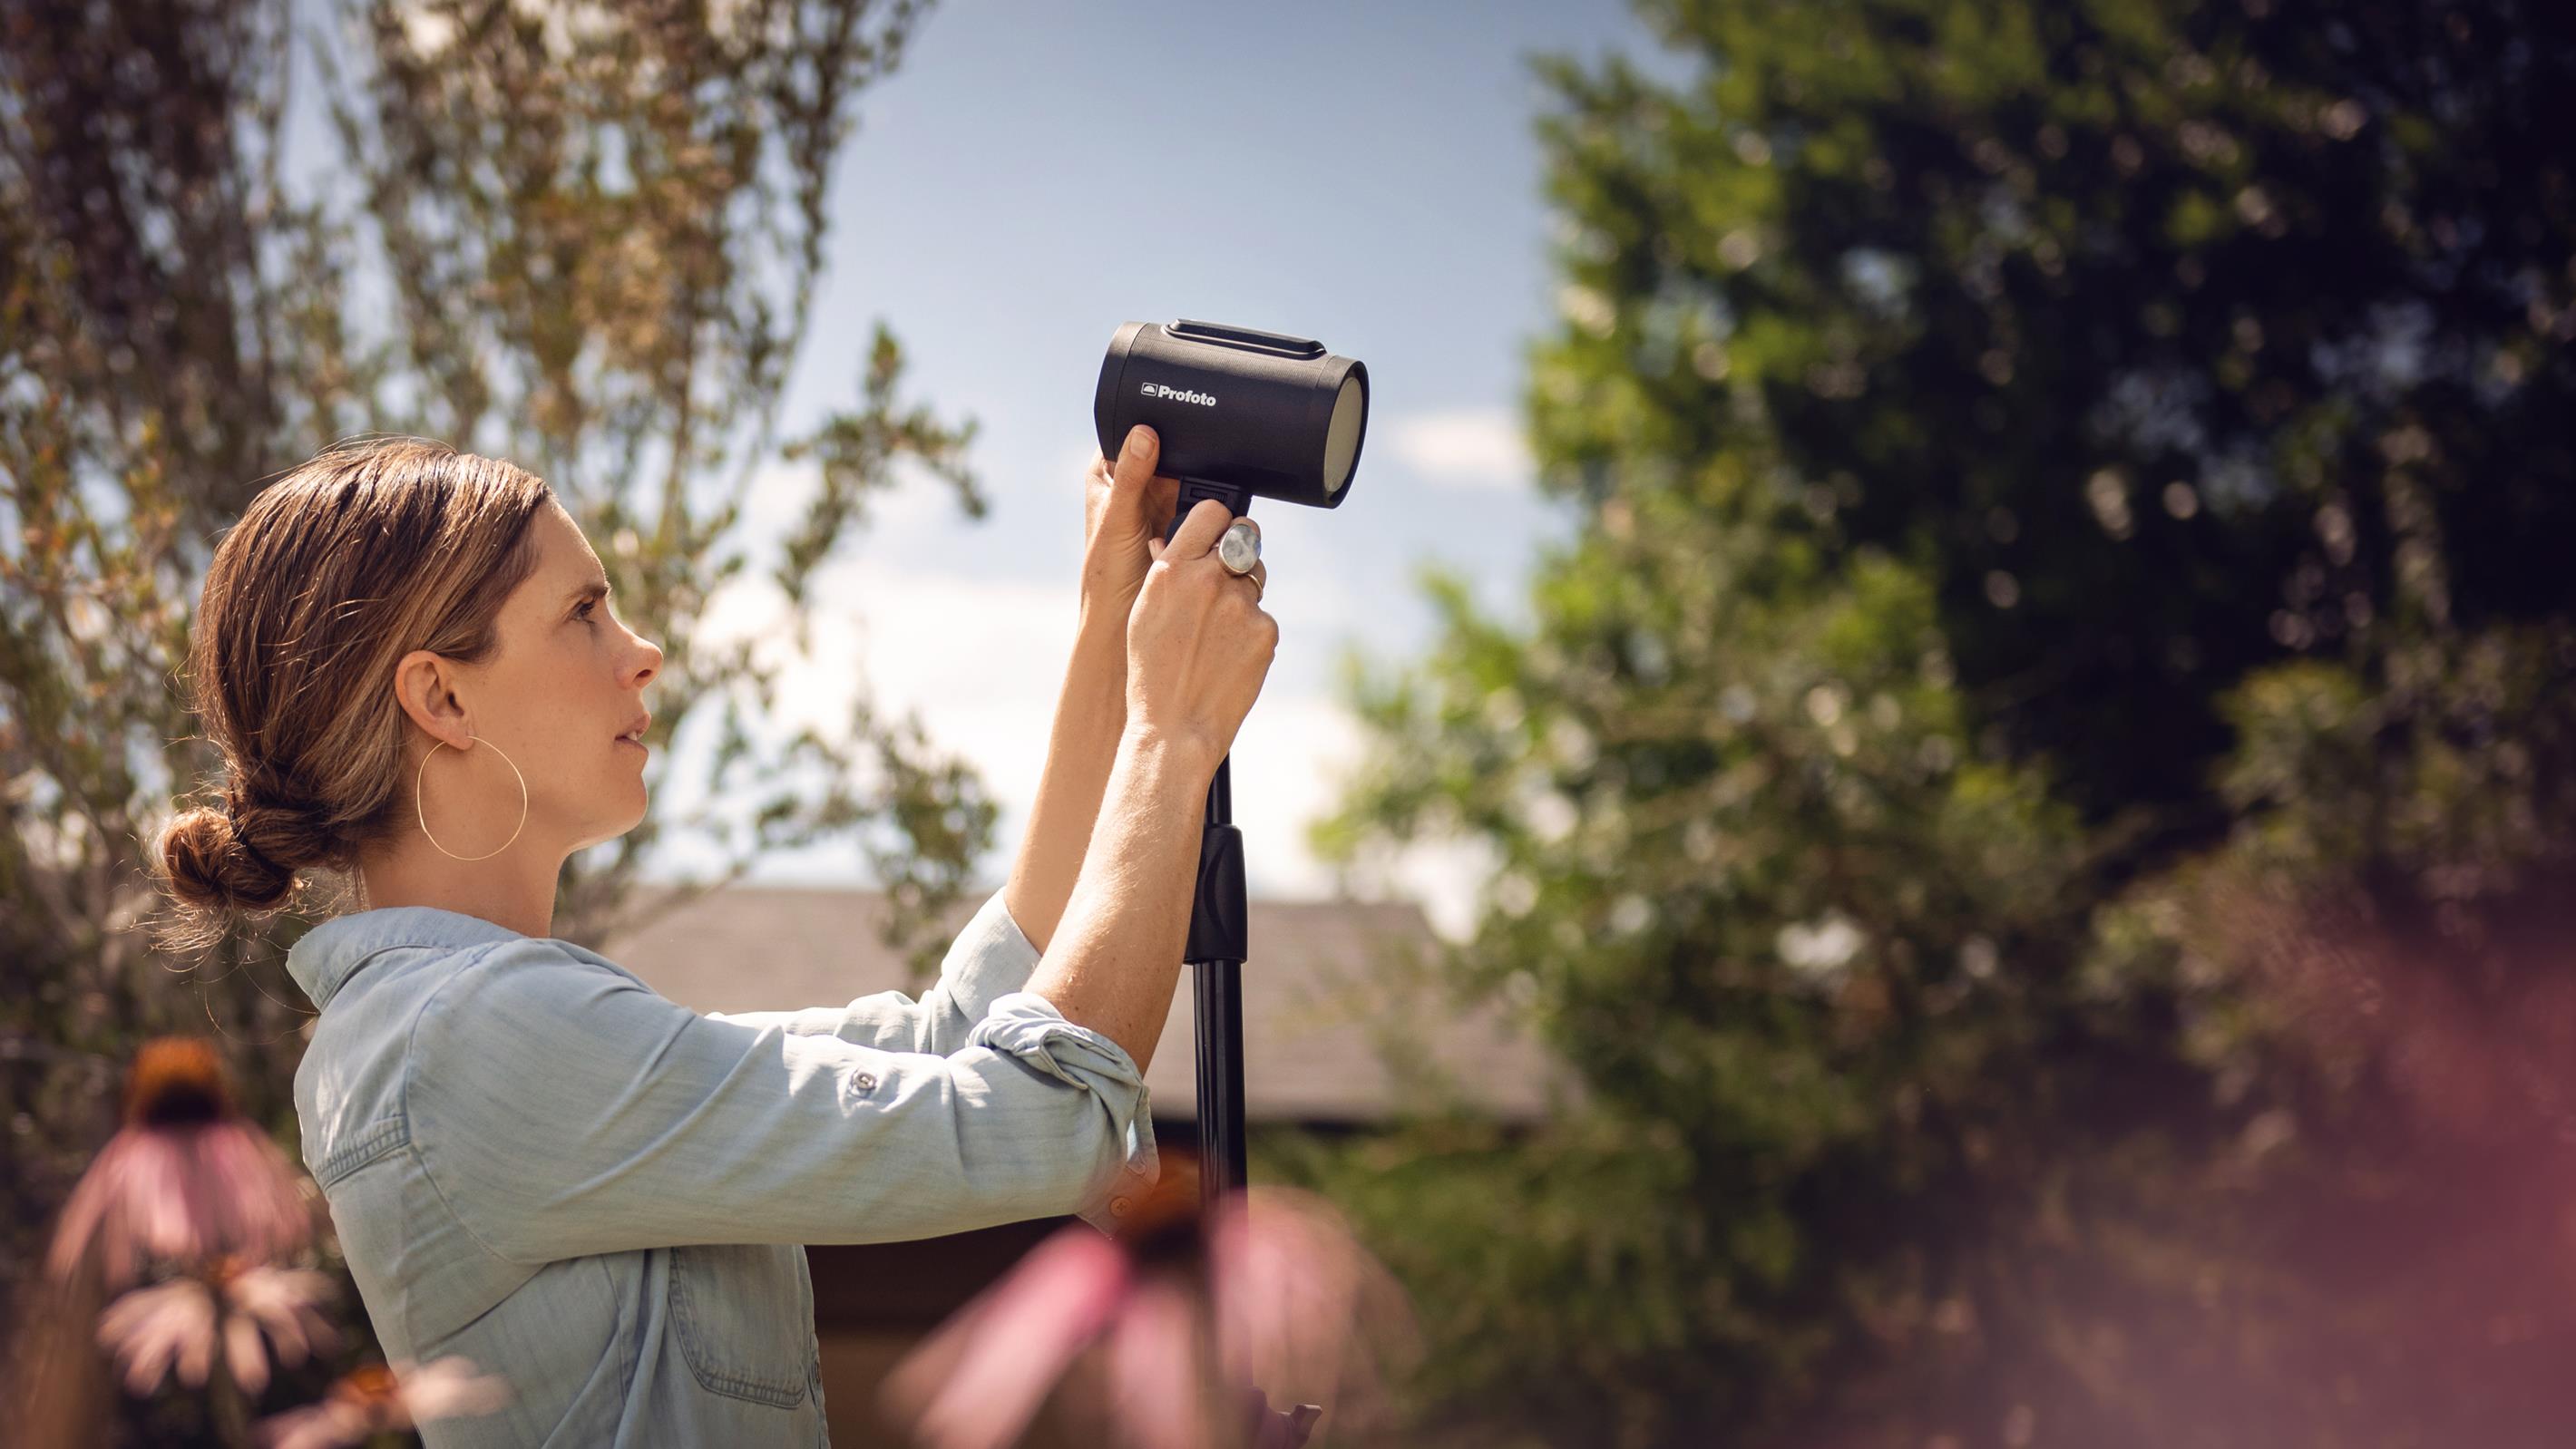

{"left": 702, "top": 888, "right": 1042, "bottom": 1057}
{"left": 405, "top": 939, "right": 1156, "bottom": 1260}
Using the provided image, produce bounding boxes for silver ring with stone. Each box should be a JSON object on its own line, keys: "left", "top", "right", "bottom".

{"left": 1216, "top": 518, "right": 1262, "bottom": 577}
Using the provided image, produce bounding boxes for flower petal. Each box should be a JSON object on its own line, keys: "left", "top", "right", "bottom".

{"left": 1105, "top": 1280, "right": 1212, "bottom": 1449}
{"left": 393, "top": 1357, "right": 512, "bottom": 1422}
{"left": 97, "top": 1279, "right": 217, "bottom": 1396}
{"left": 886, "top": 1226, "right": 1132, "bottom": 1449}
{"left": 229, "top": 1265, "right": 337, "bottom": 1366}
{"left": 46, "top": 1122, "right": 312, "bottom": 1293}
{"left": 1211, "top": 1188, "right": 1416, "bottom": 1432}
{"left": 226, "top": 1309, "right": 271, "bottom": 1397}
{"left": 255, "top": 1403, "right": 352, "bottom": 1449}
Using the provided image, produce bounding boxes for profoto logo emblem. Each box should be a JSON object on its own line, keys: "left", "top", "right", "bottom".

{"left": 1140, "top": 381, "right": 1218, "bottom": 407}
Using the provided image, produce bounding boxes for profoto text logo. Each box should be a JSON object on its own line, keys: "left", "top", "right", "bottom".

{"left": 1140, "top": 381, "right": 1218, "bottom": 407}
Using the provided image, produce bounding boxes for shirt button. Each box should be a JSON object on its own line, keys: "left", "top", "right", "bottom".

{"left": 852, "top": 1073, "right": 877, "bottom": 1092}
{"left": 1109, "top": 1196, "right": 1133, "bottom": 1218}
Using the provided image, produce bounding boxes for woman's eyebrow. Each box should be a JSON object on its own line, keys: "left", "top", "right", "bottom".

{"left": 565, "top": 578, "right": 613, "bottom": 606}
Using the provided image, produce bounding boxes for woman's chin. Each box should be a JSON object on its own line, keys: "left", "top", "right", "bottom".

{"left": 571, "top": 771, "right": 651, "bottom": 848}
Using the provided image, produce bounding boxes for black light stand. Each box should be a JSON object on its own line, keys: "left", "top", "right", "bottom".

{"left": 1163, "top": 484, "right": 1323, "bottom": 1449}
{"left": 1100, "top": 315, "right": 1366, "bottom": 1447}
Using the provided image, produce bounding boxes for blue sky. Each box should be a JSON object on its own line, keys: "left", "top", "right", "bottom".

{"left": 633, "top": 0, "right": 1693, "bottom": 940}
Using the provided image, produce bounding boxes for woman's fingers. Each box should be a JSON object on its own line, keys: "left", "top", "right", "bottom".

{"left": 1167, "top": 497, "right": 1235, "bottom": 559}
{"left": 1151, "top": 502, "right": 1266, "bottom": 597}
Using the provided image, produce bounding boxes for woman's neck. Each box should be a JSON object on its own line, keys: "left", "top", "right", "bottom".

{"left": 353, "top": 848, "right": 560, "bottom": 939}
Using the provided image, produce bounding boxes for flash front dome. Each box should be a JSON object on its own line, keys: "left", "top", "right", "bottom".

{"left": 1094, "top": 318, "right": 1371, "bottom": 512}
{"left": 1323, "top": 374, "right": 1364, "bottom": 498}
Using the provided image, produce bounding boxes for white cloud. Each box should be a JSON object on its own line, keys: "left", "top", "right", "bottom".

{"left": 1387, "top": 405, "right": 1533, "bottom": 491}
{"left": 1223, "top": 694, "right": 1368, "bottom": 899}
{"left": 682, "top": 554, "right": 1077, "bottom": 815}
{"left": 710, "top": 454, "right": 990, "bottom": 570}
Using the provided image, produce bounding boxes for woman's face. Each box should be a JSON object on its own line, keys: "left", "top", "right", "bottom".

{"left": 461, "top": 501, "right": 663, "bottom": 853}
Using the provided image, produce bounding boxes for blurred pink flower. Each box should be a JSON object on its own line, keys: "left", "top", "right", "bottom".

{"left": 45, "top": 1037, "right": 314, "bottom": 1291}
{"left": 256, "top": 1357, "right": 512, "bottom": 1449}
{"left": 94, "top": 1277, "right": 216, "bottom": 1396}
{"left": 95, "top": 1257, "right": 337, "bottom": 1397}
{"left": 883, "top": 1167, "right": 1412, "bottom": 1449}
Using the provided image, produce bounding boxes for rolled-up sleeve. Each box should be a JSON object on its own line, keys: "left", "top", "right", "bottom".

{"left": 407, "top": 940, "right": 1156, "bottom": 1262}
{"left": 706, "top": 888, "right": 1044, "bottom": 1056}
{"left": 968, "top": 992, "right": 1161, "bottom": 1237}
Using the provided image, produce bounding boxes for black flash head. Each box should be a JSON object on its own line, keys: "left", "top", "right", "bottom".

{"left": 1093, "top": 318, "right": 1370, "bottom": 523}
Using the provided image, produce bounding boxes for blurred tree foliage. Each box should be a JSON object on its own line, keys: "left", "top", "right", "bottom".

{"left": 0, "top": 0, "right": 995, "bottom": 1377}
{"left": 1293, "top": 1, "right": 2576, "bottom": 1444}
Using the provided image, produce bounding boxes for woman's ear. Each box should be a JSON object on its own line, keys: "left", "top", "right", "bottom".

{"left": 390, "top": 649, "right": 474, "bottom": 750}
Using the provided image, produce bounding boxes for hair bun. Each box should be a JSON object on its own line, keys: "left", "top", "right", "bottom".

{"left": 158, "top": 800, "right": 298, "bottom": 916}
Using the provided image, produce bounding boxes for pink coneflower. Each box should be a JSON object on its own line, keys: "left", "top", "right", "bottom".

{"left": 255, "top": 1358, "right": 512, "bottom": 1449}
{"left": 94, "top": 1256, "right": 338, "bottom": 1397}
{"left": 883, "top": 1162, "right": 1415, "bottom": 1449}
{"left": 45, "top": 1037, "right": 314, "bottom": 1291}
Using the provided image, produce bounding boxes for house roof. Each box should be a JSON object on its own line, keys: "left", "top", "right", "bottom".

{"left": 595, "top": 883, "right": 1578, "bottom": 1127}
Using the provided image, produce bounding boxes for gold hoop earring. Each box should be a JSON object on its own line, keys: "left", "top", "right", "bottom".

{"left": 416, "top": 734, "right": 529, "bottom": 862}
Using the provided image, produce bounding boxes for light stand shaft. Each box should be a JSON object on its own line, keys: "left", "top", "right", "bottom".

{"left": 1161, "top": 479, "right": 1324, "bottom": 1448}
{"left": 1192, "top": 757, "right": 1249, "bottom": 1212}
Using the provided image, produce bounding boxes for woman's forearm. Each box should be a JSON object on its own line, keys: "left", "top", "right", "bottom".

{"left": 1020, "top": 723, "right": 1220, "bottom": 1075}
{"left": 1002, "top": 602, "right": 1130, "bottom": 955}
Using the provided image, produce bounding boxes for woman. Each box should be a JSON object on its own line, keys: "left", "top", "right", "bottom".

{"left": 151, "top": 429, "right": 1278, "bottom": 1445}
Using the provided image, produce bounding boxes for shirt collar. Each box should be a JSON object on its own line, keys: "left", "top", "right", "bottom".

{"left": 285, "top": 906, "right": 531, "bottom": 1010}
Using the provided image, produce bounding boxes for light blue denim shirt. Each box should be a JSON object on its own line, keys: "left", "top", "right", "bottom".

{"left": 282, "top": 888, "right": 1158, "bottom": 1447}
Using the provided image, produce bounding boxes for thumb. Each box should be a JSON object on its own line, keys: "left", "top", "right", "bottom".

{"left": 1113, "top": 424, "right": 1159, "bottom": 494}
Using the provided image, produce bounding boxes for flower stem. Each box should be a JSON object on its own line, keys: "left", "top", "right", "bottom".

{"left": 208, "top": 1346, "right": 256, "bottom": 1449}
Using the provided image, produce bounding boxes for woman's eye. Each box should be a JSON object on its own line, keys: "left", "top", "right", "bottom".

{"left": 575, "top": 601, "right": 598, "bottom": 623}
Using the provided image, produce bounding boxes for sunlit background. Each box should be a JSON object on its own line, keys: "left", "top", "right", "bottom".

{"left": 642, "top": 0, "right": 1687, "bottom": 938}
{"left": 11, "top": 0, "right": 2576, "bottom": 1444}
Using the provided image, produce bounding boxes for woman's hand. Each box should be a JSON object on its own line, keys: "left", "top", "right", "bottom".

{"left": 1080, "top": 425, "right": 1182, "bottom": 617}
{"left": 1126, "top": 498, "right": 1279, "bottom": 763}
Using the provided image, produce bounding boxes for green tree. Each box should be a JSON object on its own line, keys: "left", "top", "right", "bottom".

{"left": 1, "top": 0, "right": 991, "bottom": 1370}
{"left": 1294, "top": 2, "right": 2576, "bottom": 1444}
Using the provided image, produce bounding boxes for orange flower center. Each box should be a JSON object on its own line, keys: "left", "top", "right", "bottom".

{"left": 124, "top": 1037, "right": 235, "bottom": 1127}
{"left": 336, "top": 1362, "right": 402, "bottom": 1408}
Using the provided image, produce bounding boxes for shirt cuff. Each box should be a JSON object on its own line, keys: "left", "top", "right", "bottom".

{"left": 968, "top": 991, "right": 1160, "bottom": 1231}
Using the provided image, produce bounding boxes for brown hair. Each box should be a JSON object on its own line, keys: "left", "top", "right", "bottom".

{"left": 150, "top": 436, "right": 555, "bottom": 953}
